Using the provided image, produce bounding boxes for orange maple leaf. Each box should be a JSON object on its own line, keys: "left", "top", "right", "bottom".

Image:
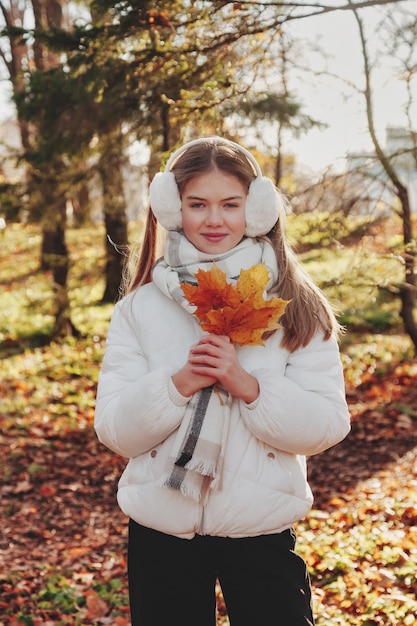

{"left": 181, "top": 264, "right": 290, "bottom": 346}
{"left": 181, "top": 264, "right": 240, "bottom": 316}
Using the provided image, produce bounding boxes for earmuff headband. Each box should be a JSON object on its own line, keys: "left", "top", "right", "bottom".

{"left": 164, "top": 136, "right": 263, "bottom": 178}
{"left": 149, "top": 136, "right": 283, "bottom": 237}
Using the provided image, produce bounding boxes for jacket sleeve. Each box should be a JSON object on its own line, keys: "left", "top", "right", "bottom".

{"left": 94, "top": 297, "right": 188, "bottom": 458}
{"left": 239, "top": 332, "right": 351, "bottom": 456}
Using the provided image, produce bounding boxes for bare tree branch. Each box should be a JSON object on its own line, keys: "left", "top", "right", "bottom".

{"left": 220, "top": 0, "right": 411, "bottom": 21}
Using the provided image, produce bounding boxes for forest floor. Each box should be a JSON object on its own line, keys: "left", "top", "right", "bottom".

{"left": 1, "top": 355, "right": 417, "bottom": 625}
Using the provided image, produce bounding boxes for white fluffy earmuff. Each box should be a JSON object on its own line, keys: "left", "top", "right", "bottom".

{"left": 149, "top": 136, "right": 282, "bottom": 237}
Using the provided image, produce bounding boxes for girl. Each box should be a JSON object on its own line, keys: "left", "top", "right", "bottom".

{"left": 94, "top": 136, "right": 350, "bottom": 626}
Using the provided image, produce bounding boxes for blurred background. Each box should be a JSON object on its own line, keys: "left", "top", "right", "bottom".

{"left": 1, "top": 1, "right": 417, "bottom": 625}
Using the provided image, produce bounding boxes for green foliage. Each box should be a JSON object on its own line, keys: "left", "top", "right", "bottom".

{"left": 93, "top": 578, "right": 128, "bottom": 606}
{"left": 0, "top": 223, "right": 111, "bottom": 350}
{"left": 286, "top": 212, "right": 411, "bottom": 334}
{"left": 0, "top": 179, "right": 25, "bottom": 222}
{"left": 37, "top": 575, "right": 86, "bottom": 614}
{"left": 7, "top": 0, "right": 296, "bottom": 226}
{"left": 5, "top": 570, "right": 129, "bottom": 624}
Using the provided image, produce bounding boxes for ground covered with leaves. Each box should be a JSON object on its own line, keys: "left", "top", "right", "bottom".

{"left": 1, "top": 344, "right": 417, "bottom": 625}
{"left": 1, "top": 221, "right": 417, "bottom": 625}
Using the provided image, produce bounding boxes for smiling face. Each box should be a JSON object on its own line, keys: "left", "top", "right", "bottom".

{"left": 181, "top": 168, "right": 247, "bottom": 254}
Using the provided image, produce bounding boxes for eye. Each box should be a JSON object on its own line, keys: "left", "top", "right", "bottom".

{"left": 190, "top": 201, "right": 205, "bottom": 209}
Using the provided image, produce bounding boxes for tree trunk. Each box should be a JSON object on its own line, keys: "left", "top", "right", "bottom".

{"left": 41, "top": 195, "right": 80, "bottom": 339}
{"left": 274, "top": 124, "right": 283, "bottom": 187}
{"left": 70, "top": 184, "right": 90, "bottom": 227}
{"left": 398, "top": 187, "right": 417, "bottom": 350}
{"left": 99, "top": 154, "right": 128, "bottom": 303}
{"left": 161, "top": 102, "right": 171, "bottom": 152}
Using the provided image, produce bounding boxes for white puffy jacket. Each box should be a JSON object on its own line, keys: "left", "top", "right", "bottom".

{"left": 95, "top": 283, "right": 351, "bottom": 539}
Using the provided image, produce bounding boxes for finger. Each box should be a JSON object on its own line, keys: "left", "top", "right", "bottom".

{"left": 198, "top": 334, "right": 230, "bottom": 345}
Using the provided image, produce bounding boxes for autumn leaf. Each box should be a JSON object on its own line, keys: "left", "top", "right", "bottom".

{"left": 181, "top": 263, "right": 290, "bottom": 346}
{"left": 236, "top": 264, "right": 270, "bottom": 303}
{"left": 181, "top": 264, "right": 240, "bottom": 316}
{"left": 85, "top": 590, "right": 108, "bottom": 618}
{"left": 39, "top": 483, "right": 57, "bottom": 498}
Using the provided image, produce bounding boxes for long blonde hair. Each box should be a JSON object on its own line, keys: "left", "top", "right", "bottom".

{"left": 122, "top": 140, "right": 341, "bottom": 352}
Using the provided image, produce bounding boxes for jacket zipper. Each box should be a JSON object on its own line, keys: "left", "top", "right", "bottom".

{"left": 198, "top": 505, "right": 205, "bottom": 535}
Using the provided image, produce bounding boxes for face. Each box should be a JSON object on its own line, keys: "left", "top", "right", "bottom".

{"left": 181, "top": 169, "right": 247, "bottom": 254}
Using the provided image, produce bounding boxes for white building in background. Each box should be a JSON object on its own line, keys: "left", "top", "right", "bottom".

{"left": 346, "top": 127, "right": 417, "bottom": 213}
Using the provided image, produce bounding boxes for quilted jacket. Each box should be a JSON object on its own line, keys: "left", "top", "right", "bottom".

{"left": 94, "top": 283, "right": 351, "bottom": 539}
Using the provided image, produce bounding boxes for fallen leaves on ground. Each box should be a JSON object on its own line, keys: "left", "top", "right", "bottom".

{"left": 1, "top": 338, "right": 417, "bottom": 625}
{"left": 301, "top": 359, "right": 417, "bottom": 625}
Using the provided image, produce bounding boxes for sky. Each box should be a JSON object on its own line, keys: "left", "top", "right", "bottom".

{"left": 0, "top": 79, "right": 13, "bottom": 119}
{"left": 285, "top": 2, "right": 415, "bottom": 172}
{"left": 1, "top": 1, "right": 415, "bottom": 174}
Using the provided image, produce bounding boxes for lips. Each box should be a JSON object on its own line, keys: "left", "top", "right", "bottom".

{"left": 202, "top": 233, "right": 227, "bottom": 242}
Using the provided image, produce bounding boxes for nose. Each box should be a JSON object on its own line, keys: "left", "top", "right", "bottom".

{"left": 205, "top": 205, "right": 223, "bottom": 226}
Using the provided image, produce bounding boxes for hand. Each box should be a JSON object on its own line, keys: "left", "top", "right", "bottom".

{"left": 188, "top": 335, "right": 259, "bottom": 403}
{"left": 171, "top": 345, "right": 217, "bottom": 397}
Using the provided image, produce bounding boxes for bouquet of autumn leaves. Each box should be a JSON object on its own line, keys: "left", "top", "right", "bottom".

{"left": 181, "top": 264, "right": 290, "bottom": 347}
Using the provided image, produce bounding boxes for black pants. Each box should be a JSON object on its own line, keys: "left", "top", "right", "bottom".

{"left": 128, "top": 519, "right": 315, "bottom": 626}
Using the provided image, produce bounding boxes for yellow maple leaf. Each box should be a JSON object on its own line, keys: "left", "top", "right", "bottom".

{"left": 181, "top": 263, "right": 290, "bottom": 346}
{"left": 236, "top": 264, "right": 270, "bottom": 301}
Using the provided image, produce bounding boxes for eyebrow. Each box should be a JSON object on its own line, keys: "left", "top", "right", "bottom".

{"left": 185, "top": 194, "right": 244, "bottom": 201}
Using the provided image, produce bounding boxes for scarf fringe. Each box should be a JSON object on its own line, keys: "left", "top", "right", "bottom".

{"left": 163, "top": 474, "right": 185, "bottom": 492}
{"left": 178, "top": 479, "right": 207, "bottom": 503}
{"left": 185, "top": 457, "right": 218, "bottom": 477}
{"left": 161, "top": 472, "right": 209, "bottom": 503}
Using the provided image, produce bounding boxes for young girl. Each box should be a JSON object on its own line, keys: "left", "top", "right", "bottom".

{"left": 95, "top": 136, "right": 350, "bottom": 626}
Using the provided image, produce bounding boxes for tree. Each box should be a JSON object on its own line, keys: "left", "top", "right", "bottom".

{"left": 224, "top": 28, "right": 323, "bottom": 188}
{"left": 1, "top": 0, "right": 409, "bottom": 340}
{"left": 351, "top": 4, "right": 417, "bottom": 350}
{"left": 12, "top": 0, "right": 81, "bottom": 339}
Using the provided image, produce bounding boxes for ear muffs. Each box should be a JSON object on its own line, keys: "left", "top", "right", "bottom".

{"left": 244, "top": 176, "right": 283, "bottom": 237}
{"left": 149, "top": 136, "right": 282, "bottom": 237}
{"left": 149, "top": 171, "right": 183, "bottom": 231}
